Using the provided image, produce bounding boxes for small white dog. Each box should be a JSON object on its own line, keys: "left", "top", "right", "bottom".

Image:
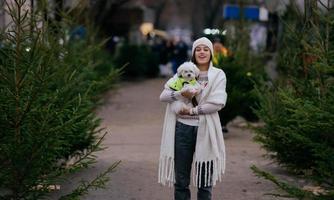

{"left": 168, "top": 61, "right": 202, "bottom": 114}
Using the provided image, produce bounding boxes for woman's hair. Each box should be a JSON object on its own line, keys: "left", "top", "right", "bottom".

{"left": 191, "top": 55, "right": 197, "bottom": 64}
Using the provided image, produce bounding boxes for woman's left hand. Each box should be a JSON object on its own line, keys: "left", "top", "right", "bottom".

{"left": 181, "top": 90, "right": 195, "bottom": 99}
{"left": 178, "top": 107, "right": 191, "bottom": 115}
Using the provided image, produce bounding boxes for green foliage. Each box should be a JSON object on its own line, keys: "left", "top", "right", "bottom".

{"left": 253, "top": 2, "right": 334, "bottom": 199}
{"left": 214, "top": 23, "right": 268, "bottom": 125}
{"left": 0, "top": 1, "right": 120, "bottom": 199}
{"left": 59, "top": 161, "right": 120, "bottom": 200}
{"left": 251, "top": 165, "right": 316, "bottom": 199}
{"left": 113, "top": 42, "right": 159, "bottom": 79}
{"left": 64, "top": 39, "right": 121, "bottom": 102}
{"left": 254, "top": 83, "right": 334, "bottom": 177}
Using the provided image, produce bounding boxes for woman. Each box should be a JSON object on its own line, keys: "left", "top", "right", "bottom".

{"left": 159, "top": 37, "right": 227, "bottom": 200}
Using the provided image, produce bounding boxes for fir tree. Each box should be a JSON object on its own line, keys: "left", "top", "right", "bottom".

{"left": 253, "top": 1, "right": 334, "bottom": 198}
{"left": 214, "top": 20, "right": 267, "bottom": 127}
{"left": 0, "top": 0, "right": 120, "bottom": 199}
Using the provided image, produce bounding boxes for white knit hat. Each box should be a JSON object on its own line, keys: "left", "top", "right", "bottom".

{"left": 191, "top": 37, "right": 214, "bottom": 57}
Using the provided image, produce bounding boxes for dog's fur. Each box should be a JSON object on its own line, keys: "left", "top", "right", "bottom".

{"left": 170, "top": 62, "right": 202, "bottom": 114}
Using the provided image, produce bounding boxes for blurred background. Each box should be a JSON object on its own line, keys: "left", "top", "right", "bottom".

{"left": 1, "top": 0, "right": 334, "bottom": 199}
{"left": 1, "top": 0, "right": 287, "bottom": 59}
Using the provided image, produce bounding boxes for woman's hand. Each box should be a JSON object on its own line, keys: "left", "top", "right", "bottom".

{"left": 181, "top": 90, "right": 195, "bottom": 99}
{"left": 178, "top": 107, "right": 191, "bottom": 115}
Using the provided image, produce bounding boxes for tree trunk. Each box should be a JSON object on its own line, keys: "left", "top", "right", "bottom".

{"left": 153, "top": 1, "right": 167, "bottom": 29}
{"left": 205, "top": 0, "right": 224, "bottom": 28}
{"left": 54, "top": 0, "right": 63, "bottom": 22}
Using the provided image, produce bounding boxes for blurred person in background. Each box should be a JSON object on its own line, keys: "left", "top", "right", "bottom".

{"left": 171, "top": 36, "right": 189, "bottom": 74}
{"left": 212, "top": 39, "right": 229, "bottom": 66}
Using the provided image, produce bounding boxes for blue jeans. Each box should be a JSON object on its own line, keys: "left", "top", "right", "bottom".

{"left": 174, "top": 121, "right": 212, "bottom": 200}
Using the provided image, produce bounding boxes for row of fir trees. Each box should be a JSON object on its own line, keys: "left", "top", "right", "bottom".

{"left": 252, "top": 1, "right": 334, "bottom": 199}
{"left": 0, "top": 0, "right": 120, "bottom": 199}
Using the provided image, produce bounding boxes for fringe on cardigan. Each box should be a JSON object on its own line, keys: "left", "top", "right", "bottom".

{"left": 158, "top": 155, "right": 225, "bottom": 188}
{"left": 158, "top": 156, "right": 175, "bottom": 187}
{"left": 193, "top": 157, "right": 226, "bottom": 187}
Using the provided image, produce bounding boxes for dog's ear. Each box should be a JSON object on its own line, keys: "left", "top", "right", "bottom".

{"left": 193, "top": 65, "right": 200, "bottom": 77}
{"left": 177, "top": 65, "right": 183, "bottom": 77}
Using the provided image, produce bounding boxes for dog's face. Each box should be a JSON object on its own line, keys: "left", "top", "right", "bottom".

{"left": 177, "top": 62, "right": 200, "bottom": 81}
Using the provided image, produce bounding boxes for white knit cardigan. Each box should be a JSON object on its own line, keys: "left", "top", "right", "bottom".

{"left": 158, "top": 65, "right": 227, "bottom": 188}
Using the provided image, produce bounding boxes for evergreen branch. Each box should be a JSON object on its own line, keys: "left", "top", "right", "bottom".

{"left": 0, "top": 70, "right": 11, "bottom": 85}
{"left": 263, "top": 193, "right": 297, "bottom": 198}
{"left": 5, "top": 30, "right": 17, "bottom": 43}
{"left": 43, "top": 130, "right": 109, "bottom": 181}
{"left": 317, "top": 0, "right": 329, "bottom": 10}
{"left": 67, "top": 131, "right": 109, "bottom": 170}
{"left": 17, "top": 31, "right": 43, "bottom": 89}
{"left": 251, "top": 165, "right": 314, "bottom": 199}
{"left": 15, "top": 86, "right": 39, "bottom": 129}
{"left": 4, "top": 1, "right": 15, "bottom": 20}
{"left": 47, "top": 111, "right": 89, "bottom": 133}
{"left": 279, "top": 20, "right": 302, "bottom": 43}
{"left": 59, "top": 160, "right": 121, "bottom": 200}
{"left": 18, "top": 7, "right": 29, "bottom": 26}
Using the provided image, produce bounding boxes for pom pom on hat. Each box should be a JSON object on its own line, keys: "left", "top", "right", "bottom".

{"left": 191, "top": 37, "right": 214, "bottom": 57}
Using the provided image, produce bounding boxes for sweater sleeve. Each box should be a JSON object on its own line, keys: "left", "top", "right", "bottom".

{"left": 160, "top": 76, "right": 187, "bottom": 103}
{"left": 197, "top": 103, "right": 223, "bottom": 114}
{"left": 191, "top": 68, "right": 227, "bottom": 115}
{"left": 159, "top": 88, "right": 184, "bottom": 103}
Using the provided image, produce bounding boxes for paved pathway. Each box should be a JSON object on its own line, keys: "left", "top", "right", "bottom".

{"left": 51, "top": 78, "right": 291, "bottom": 200}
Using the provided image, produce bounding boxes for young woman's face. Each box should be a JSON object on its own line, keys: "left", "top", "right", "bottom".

{"left": 194, "top": 44, "right": 211, "bottom": 66}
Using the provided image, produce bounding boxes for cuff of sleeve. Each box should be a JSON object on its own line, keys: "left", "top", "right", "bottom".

{"left": 197, "top": 105, "right": 204, "bottom": 114}
{"left": 190, "top": 107, "right": 199, "bottom": 115}
{"left": 171, "top": 91, "right": 177, "bottom": 100}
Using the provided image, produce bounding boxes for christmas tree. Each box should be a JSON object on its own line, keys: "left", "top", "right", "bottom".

{"left": 253, "top": 1, "right": 334, "bottom": 198}
{"left": 0, "top": 1, "right": 120, "bottom": 199}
